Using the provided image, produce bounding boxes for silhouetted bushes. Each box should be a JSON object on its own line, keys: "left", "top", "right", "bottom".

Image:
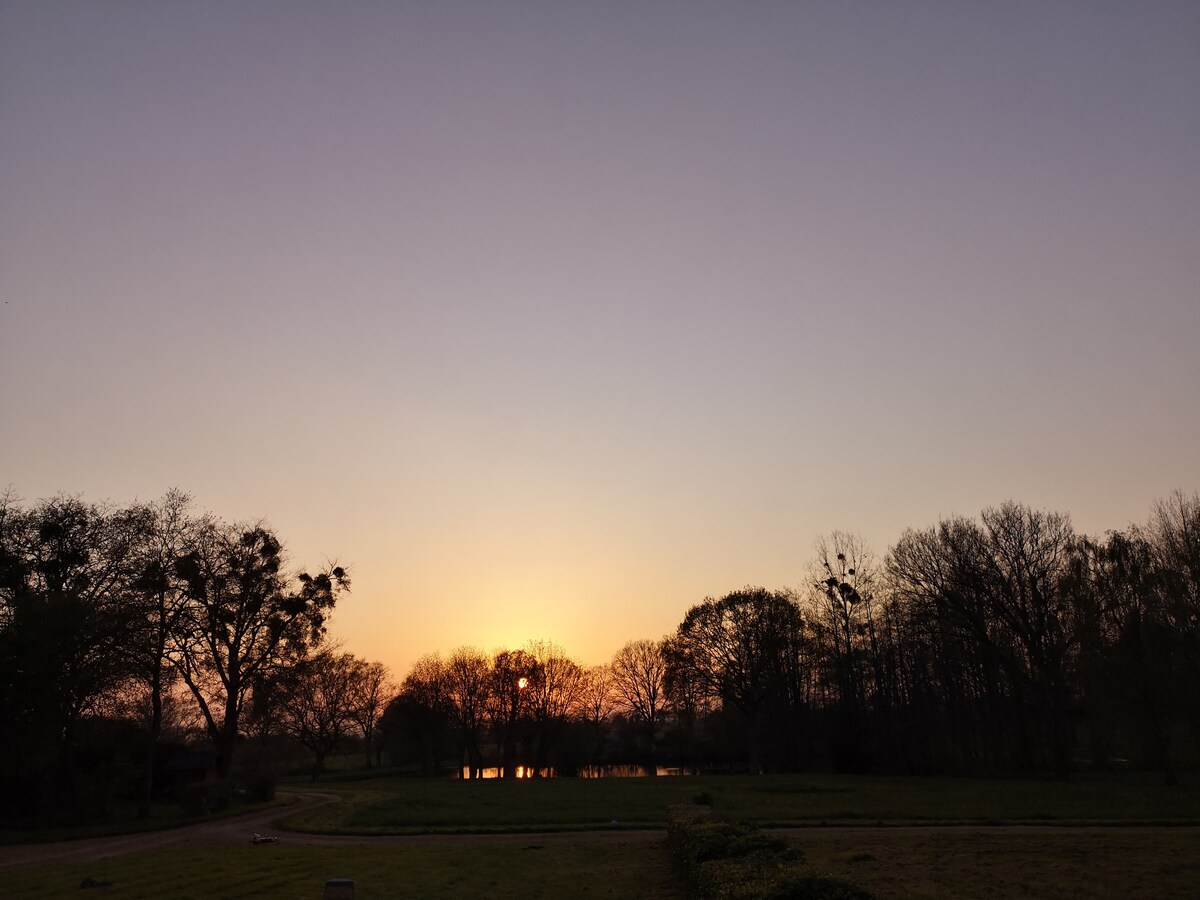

{"left": 668, "top": 806, "right": 874, "bottom": 900}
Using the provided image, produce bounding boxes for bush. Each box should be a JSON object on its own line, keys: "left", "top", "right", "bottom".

{"left": 689, "top": 822, "right": 792, "bottom": 863}
{"left": 667, "top": 806, "right": 874, "bottom": 900}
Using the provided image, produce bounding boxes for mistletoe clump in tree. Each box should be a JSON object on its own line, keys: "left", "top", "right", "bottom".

{"left": 173, "top": 521, "right": 348, "bottom": 778}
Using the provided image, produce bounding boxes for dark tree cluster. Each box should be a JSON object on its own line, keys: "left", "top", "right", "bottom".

{"left": 665, "top": 496, "right": 1200, "bottom": 780}
{"left": 0, "top": 490, "right": 379, "bottom": 826}
{"left": 5, "top": 488, "right": 1197, "bottom": 825}
{"left": 381, "top": 642, "right": 584, "bottom": 779}
{"left": 383, "top": 493, "right": 1200, "bottom": 783}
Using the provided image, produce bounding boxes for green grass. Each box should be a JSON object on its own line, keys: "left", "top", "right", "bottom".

{"left": 1, "top": 839, "right": 681, "bottom": 900}
{"left": 5, "top": 827, "right": 1199, "bottom": 899}
{"left": 5, "top": 775, "right": 1199, "bottom": 899}
{"left": 281, "top": 772, "right": 1200, "bottom": 834}
{"left": 794, "top": 827, "right": 1200, "bottom": 899}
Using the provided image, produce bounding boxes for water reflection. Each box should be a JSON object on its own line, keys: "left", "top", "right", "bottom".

{"left": 458, "top": 764, "right": 697, "bottom": 779}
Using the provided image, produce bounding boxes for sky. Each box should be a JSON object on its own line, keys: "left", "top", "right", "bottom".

{"left": 2, "top": 1, "right": 1198, "bottom": 678}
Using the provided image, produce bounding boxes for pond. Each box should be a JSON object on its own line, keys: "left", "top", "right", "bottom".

{"left": 458, "top": 764, "right": 698, "bottom": 778}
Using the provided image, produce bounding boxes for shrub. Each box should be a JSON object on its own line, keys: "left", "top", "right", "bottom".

{"left": 667, "top": 806, "right": 874, "bottom": 900}
{"left": 689, "top": 822, "right": 792, "bottom": 863}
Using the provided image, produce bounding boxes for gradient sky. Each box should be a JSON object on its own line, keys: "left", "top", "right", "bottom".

{"left": 3, "top": 1, "right": 1198, "bottom": 678}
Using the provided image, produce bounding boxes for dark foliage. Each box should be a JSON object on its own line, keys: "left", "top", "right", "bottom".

{"left": 667, "top": 806, "right": 874, "bottom": 900}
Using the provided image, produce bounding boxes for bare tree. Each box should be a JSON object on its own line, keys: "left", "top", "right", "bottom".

{"left": 127, "top": 489, "right": 197, "bottom": 816}
{"left": 444, "top": 646, "right": 490, "bottom": 779}
{"left": 277, "top": 650, "right": 359, "bottom": 779}
{"left": 575, "top": 664, "right": 616, "bottom": 770}
{"left": 347, "top": 659, "right": 391, "bottom": 768}
{"left": 610, "top": 639, "right": 668, "bottom": 775}
{"left": 888, "top": 503, "right": 1079, "bottom": 778}
{"left": 806, "top": 533, "right": 882, "bottom": 771}
{"left": 487, "top": 648, "right": 537, "bottom": 778}
{"left": 1147, "top": 490, "right": 1200, "bottom": 671}
{"left": 523, "top": 640, "right": 584, "bottom": 775}
{"left": 1074, "top": 529, "right": 1179, "bottom": 782}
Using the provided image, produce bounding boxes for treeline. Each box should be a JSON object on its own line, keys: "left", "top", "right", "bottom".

{"left": 0, "top": 490, "right": 388, "bottom": 826}
{"left": 383, "top": 495, "right": 1200, "bottom": 784}
{"left": 3, "top": 490, "right": 1197, "bottom": 826}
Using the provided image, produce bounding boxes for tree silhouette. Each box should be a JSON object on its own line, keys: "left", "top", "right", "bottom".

{"left": 173, "top": 521, "right": 348, "bottom": 777}
{"left": 610, "top": 639, "right": 668, "bottom": 775}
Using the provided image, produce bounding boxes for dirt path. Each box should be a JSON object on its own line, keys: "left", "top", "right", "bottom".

{"left": 0, "top": 793, "right": 335, "bottom": 869}
{"left": 0, "top": 793, "right": 660, "bottom": 869}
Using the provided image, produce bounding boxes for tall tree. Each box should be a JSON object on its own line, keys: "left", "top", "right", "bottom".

{"left": 523, "top": 640, "right": 584, "bottom": 776}
{"left": 347, "top": 658, "right": 392, "bottom": 769}
{"left": 1147, "top": 490, "right": 1200, "bottom": 689}
{"left": 669, "top": 588, "right": 807, "bottom": 771}
{"left": 609, "top": 639, "right": 668, "bottom": 775}
{"left": 487, "top": 648, "right": 537, "bottom": 778}
{"left": 1142, "top": 490, "right": 1200, "bottom": 778}
{"left": 576, "top": 664, "right": 616, "bottom": 770}
{"left": 0, "top": 494, "right": 146, "bottom": 819}
{"left": 444, "top": 647, "right": 490, "bottom": 779}
{"left": 276, "top": 650, "right": 360, "bottom": 779}
{"left": 384, "top": 654, "right": 452, "bottom": 774}
{"left": 1073, "top": 529, "right": 1179, "bottom": 781}
{"left": 806, "top": 533, "right": 881, "bottom": 771}
{"left": 126, "top": 490, "right": 196, "bottom": 816}
{"left": 172, "top": 520, "right": 348, "bottom": 778}
{"left": 888, "top": 504, "right": 1080, "bottom": 778}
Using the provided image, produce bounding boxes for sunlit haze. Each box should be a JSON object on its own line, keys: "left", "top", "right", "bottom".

{"left": 2, "top": 2, "right": 1197, "bottom": 678}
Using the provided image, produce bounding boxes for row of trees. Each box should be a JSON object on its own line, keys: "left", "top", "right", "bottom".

{"left": 0, "top": 490, "right": 387, "bottom": 824}
{"left": 380, "top": 638, "right": 668, "bottom": 779}
{"left": 383, "top": 494, "right": 1199, "bottom": 783}
{"left": 4, "top": 488, "right": 1196, "bottom": 825}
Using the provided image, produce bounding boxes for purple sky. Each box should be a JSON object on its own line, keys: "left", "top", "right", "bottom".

{"left": 3, "top": 1, "right": 1198, "bottom": 675}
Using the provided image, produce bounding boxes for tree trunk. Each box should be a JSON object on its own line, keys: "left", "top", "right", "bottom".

{"left": 137, "top": 673, "right": 164, "bottom": 819}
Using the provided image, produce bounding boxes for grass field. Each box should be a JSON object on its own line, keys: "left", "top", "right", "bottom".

{"left": 794, "top": 827, "right": 1200, "bottom": 900}
{"left": 5, "top": 827, "right": 1199, "bottom": 899}
{"left": 1, "top": 838, "right": 681, "bottom": 899}
{"left": 280, "top": 771, "right": 1200, "bottom": 833}
{"left": 4, "top": 773, "right": 1199, "bottom": 899}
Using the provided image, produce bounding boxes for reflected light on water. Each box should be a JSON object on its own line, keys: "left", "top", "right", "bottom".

{"left": 458, "top": 765, "right": 697, "bottom": 779}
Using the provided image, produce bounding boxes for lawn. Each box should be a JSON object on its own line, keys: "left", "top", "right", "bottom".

{"left": 5, "top": 826, "right": 1198, "bottom": 899}
{"left": 793, "top": 827, "right": 1200, "bottom": 900}
{"left": 1, "top": 838, "right": 681, "bottom": 900}
{"left": 280, "top": 771, "right": 1200, "bottom": 834}
{"left": 5, "top": 773, "right": 1199, "bottom": 899}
